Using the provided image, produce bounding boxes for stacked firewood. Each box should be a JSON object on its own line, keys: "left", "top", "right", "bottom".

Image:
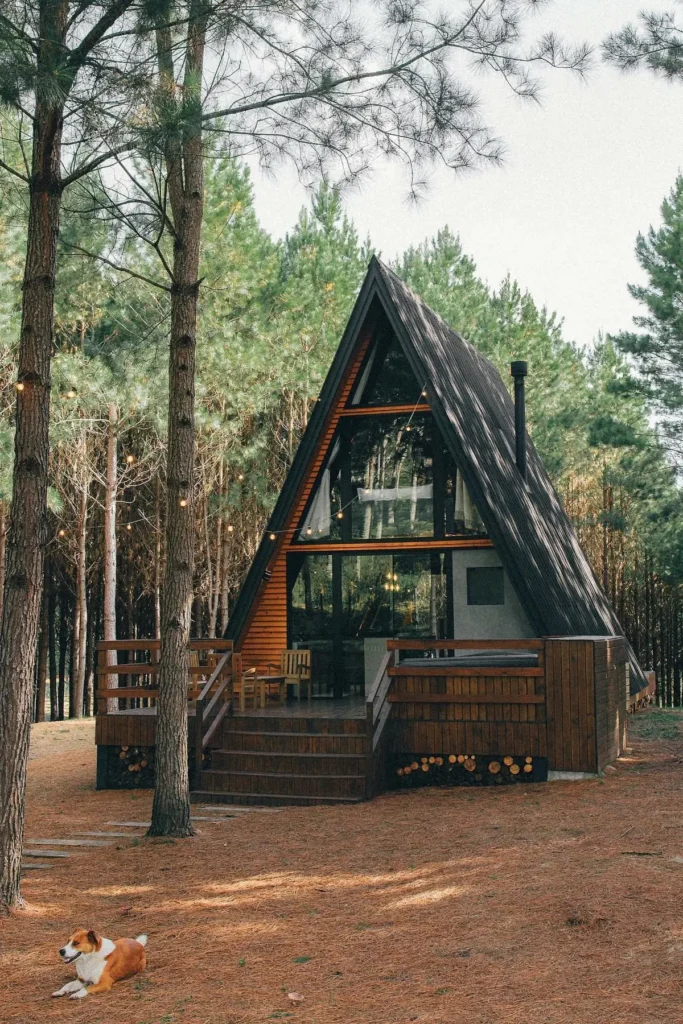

{"left": 393, "top": 753, "right": 545, "bottom": 787}
{"left": 107, "top": 745, "right": 155, "bottom": 788}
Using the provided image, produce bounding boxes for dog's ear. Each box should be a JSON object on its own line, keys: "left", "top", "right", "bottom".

{"left": 86, "top": 930, "right": 101, "bottom": 950}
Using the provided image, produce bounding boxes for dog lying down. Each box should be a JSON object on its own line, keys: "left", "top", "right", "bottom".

{"left": 52, "top": 929, "right": 147, "bottom": 999}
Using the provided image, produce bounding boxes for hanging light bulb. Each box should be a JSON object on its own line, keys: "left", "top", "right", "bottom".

{"left": 66, "top": 389, "right": 77, "bottom": 399}
{"left": 269, "top": 532, "right": 276, "bottom": 541}
{"left": 58, "top": 529, "right": 66, "bottom": 538}
{"left": 15, "top": 382, "right": 24, "bottom": 392}
{"left": 393, "top": 573, "right": 398, "bottom": 581}
{"left": 126, "top": 454, "right": 135, "bottom": 464}
{"left": 126, "top": 523, "right": 132, "bottom": 531}
{"left": 306, "top": 527, "right": 312, "bottom": 536}
{"left": 179, "top": 498, "right": 188, "bottom": 508}
{"left": 237, "top": 473, "right": 244, "bottom": 482}
{"left": 336, "top": 511, "right": 344, "bottom": 520}
{"left": 227, "top": 524, "right": 234, "bottom": 533}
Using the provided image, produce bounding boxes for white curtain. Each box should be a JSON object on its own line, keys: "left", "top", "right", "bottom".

{"left": 357, "top": 483, "right": 433, "bottom": 503}
{"left": 454, "top": 473, "right": 484, "bottom": 532}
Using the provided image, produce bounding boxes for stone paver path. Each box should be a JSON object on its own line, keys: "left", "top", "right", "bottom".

{"left": 22, "top": 801, "right": 277, "bottom": 874}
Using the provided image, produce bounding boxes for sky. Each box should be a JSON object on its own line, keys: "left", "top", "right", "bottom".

{"left": 246, "top": 0, "right": 683, "bottom": 352}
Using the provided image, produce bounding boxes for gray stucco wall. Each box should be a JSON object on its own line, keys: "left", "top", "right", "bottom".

{"left": 451, "top": 548, "right": 535, "bottom": 639}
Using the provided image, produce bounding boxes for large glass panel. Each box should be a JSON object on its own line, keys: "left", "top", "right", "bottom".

{"left": 289, "top": 554, "right": 335, "bottom": 695}
{"left": 288, "top": 552, "right": 450, "bottom": 696}
{"left": 298, "top": 414, "right": 435, "bottom": 542}
{"left": 341, "top": 554, "right": 393, "bottom": 637}
{"left": 351, "top": 334, "right": 424, "bottom": 408}
{"left": 392, "top": 553, "right": 447, "bottom": 638}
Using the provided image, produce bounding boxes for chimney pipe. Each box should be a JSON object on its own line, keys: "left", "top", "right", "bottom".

{"left": 510, "top": 360, "right": 528, "bottom": 481}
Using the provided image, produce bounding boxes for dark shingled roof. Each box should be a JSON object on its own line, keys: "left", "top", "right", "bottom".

{"left": 226, "top": 256, "right": 646, "bottom": 694}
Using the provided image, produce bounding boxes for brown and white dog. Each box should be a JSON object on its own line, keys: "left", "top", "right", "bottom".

{"left": 52, "top": 928, "right": 147, "bottom": 999}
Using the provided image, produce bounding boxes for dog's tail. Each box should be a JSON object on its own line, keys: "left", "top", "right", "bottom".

{"left": 135, "top": 934, "right": 148, "bottom": 947}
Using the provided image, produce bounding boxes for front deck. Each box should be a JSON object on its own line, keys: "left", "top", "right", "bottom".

{"left": 95, "top": 636, "right": 631, "bottom": 803}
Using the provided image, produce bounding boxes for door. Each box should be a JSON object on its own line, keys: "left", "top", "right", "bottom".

{"left": 288, "top": 551, "right": 451, "bottom": 699}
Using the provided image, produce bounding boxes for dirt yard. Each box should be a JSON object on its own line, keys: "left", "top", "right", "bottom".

{"left": 1, "top": 712, "right": 681, "bottom": 1024}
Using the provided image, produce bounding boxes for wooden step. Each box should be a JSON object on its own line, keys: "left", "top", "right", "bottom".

{"left": 192, "top": 789, "right": 364, "bottom": 807}
{"left": 200, "top": 769, "right": 366, "bottom": 800}
{"left": 222, "top": 716, "right": 366, "bottom": 736}
{"left": 222, "top": 730, "right": 367, "bottom": 754}
{"left": 211, "top": 750, "right": 367, "bottom": 776}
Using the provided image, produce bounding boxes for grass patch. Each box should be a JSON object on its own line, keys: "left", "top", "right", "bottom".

{"left": 629, "top": 708, "right": 683, "bottom": 742}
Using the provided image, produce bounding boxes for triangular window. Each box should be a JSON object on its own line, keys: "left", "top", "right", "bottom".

{"left": 350, "top": 333, "right": 424, "bottom": 407}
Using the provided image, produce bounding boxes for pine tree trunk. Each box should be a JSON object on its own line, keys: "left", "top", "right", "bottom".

{"left": 155, "top": 475, "right": 162, "bottom": 638}
{"left": 84, "top": 580, "right": 97, "bottom": 717}
{"left": 149, "top": 4, "right": 207, "bottom": 838}
{"left": 0, "top": 503, "right": 5, "bottom": 620}
{"left": 104, "top": 404, "right": 118, "bottom": 710}
{"left": 71, "top": 484, "right": 88, "bottom": 718}
{"left": 0, "top": 0, "right": 66, "bottom": 910}
{"left": 34, "top": 560, "right": 50, "bottom": 722}
{"left": 58, "top": 584, "right": 69, "bottom": 721}
{"left": 48, "top": 561, "right": 57, "bottom": 720}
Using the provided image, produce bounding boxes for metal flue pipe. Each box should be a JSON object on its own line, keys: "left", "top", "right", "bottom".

{"left": 510, "top": 360, "right": 528, "bottom": 481}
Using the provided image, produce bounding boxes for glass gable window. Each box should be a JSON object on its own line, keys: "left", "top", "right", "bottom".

{"left": 299, "top": 414, "right": 434, "bottom": 542}
{"left": 350, "top": 333, "right": 424, "bottom": 408}
{"left": 298, "top": 413, "right": 487, "bottom": 543}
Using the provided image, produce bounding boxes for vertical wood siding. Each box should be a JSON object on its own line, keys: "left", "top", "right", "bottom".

{"left": 239, "top": 330, "right": 372, "bottom": 666}
{"left": 388, "top": 671, "right": 547, "bottom": 758}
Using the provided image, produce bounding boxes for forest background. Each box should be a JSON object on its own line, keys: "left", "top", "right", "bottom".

{"left": 0, "top": 141, "right": 681, "bottom": 719}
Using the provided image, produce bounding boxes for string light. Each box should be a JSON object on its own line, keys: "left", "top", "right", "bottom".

{"left": 179, "top": 498, "right": 188, "bottom": 508}
{"left": 58, "top": 529, "right": 66, "bottom": 538}
{"left": 66, "top": 390, "right": 77, "bottom": 399}
{"left": 126, "top": 454, "right": 135, "bottom": 464}
{"left": 15, "top": 382, "right": 24, "bottom": 392}
{"left": 269, "top": 532, "right": 276, "bottom": 541}
{"left": 227, "top": 524, "right": 234, "bottom": 533}
{"left": 306, "top": 527, "right": 312, "bottom": 536}
{"left": 126, "top": 523, "right": 132, "bottom": 531}
{"left": 336, "top": 511, "right": 344, "bottom": 520}
{"left": 237, "top": 473, "right": 244, "bottom": 482}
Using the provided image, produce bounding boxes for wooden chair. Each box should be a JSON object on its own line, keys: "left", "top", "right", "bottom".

{"left": 235, "top": 666, "right": 261, "bottom": 711}
{"left": 280, "top": 649, "right": 312, "bottom": 701}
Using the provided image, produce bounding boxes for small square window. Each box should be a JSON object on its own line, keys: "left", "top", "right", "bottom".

{"left": 466, "top": 566, "right": 504, "bottom": 606}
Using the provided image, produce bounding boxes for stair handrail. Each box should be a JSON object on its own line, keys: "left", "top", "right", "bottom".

{"left": 365, "top": 647, "right": 395, "bottom": 800}
{"left": 194, "top": 648, "right": 234, "bottom": 777}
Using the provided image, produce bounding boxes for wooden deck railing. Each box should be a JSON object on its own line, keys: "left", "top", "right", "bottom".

{"left": 95, "top": 639, "right": 234, "bottom": 713}
{"left": 365, "top": 638, "right": 547, "bottom": 796}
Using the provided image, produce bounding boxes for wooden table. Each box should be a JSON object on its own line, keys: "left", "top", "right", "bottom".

{"left": 255, "top": 674, "right": 287, "bottom": 707}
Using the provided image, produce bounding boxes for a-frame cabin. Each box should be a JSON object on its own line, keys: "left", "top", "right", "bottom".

{"left": 94, "top": 258, "right": 650, "bottom": 803}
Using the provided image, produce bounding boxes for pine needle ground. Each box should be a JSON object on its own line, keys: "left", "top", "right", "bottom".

{"left": 1, "top": 712, "right": 681, "bottom": 1024}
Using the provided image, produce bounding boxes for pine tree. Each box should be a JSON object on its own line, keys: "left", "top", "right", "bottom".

{"left": 611, "top": 175, "right": 683, "bottom": 455}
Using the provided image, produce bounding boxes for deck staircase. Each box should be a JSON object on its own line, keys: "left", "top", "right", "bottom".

{"left": 191, "top": 712, "right": 371, "bottom": 806}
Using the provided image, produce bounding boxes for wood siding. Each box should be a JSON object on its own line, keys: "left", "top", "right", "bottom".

{"left": 95, "top": 712, "right": 158, "bottom": 748}
{"left": 545, "top": 638, "right": 597, "bottom": 773}
{"left": 238, "top": 332, "right": 373, "bottom": 665}
{"left": 595, "top": 637, "right": 628, "bottom": 771}
{"left": 389, "top": 671, "right": 547, "bottom": 759}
